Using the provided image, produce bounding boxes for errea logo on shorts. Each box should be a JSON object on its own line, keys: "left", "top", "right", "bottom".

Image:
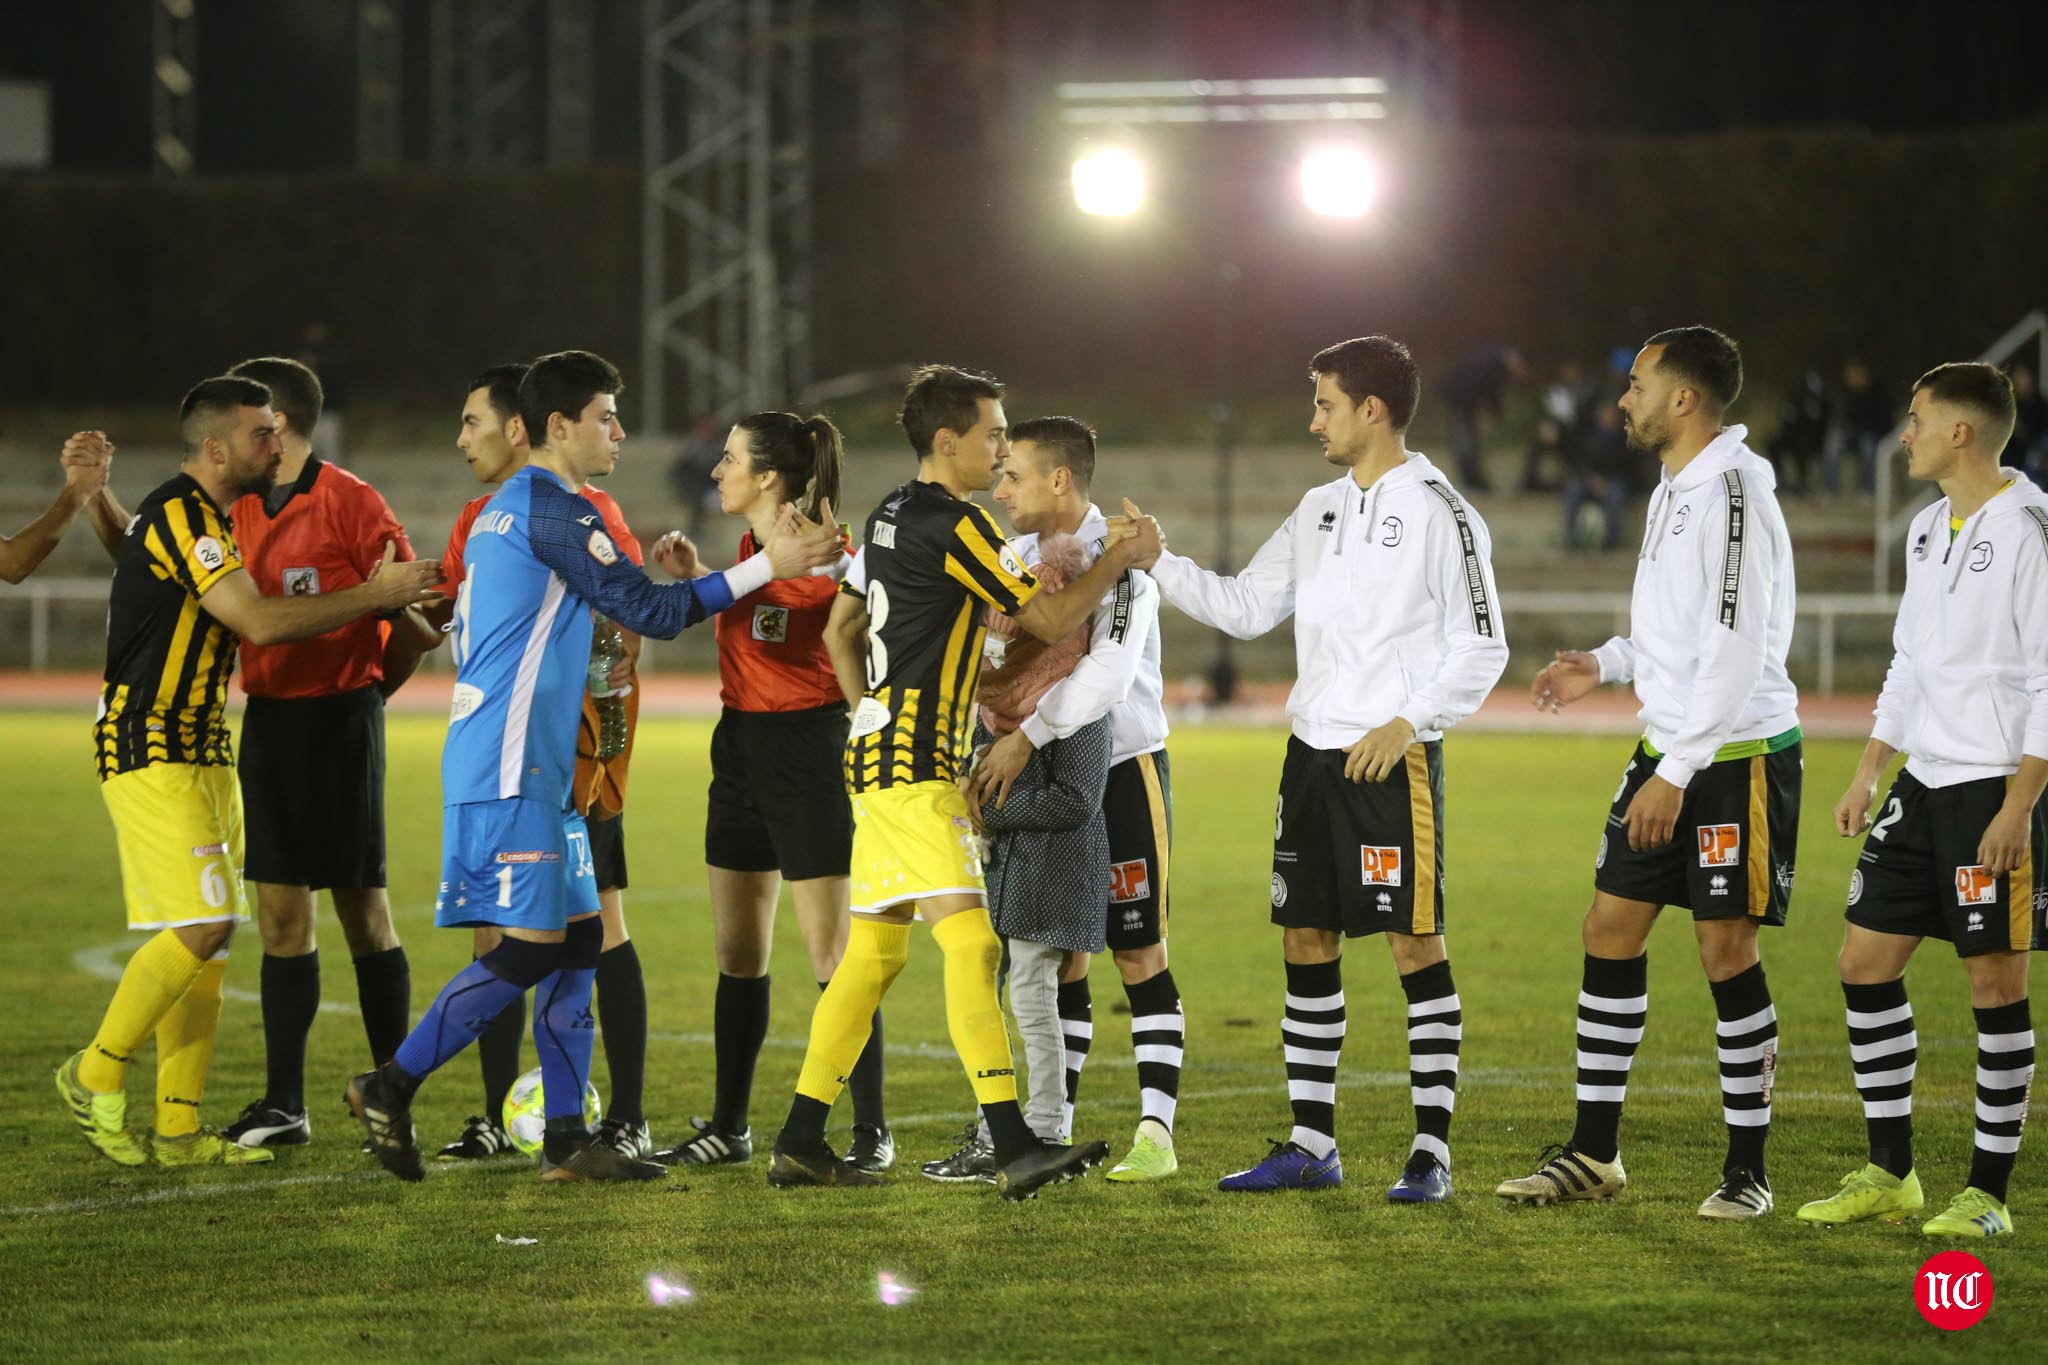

{"left": 1955, "top": 865, "right": 1996, "bottom": 906}
{"left": 1697, "top": 824, "right": 1741, "bottom": 868}
{"left": 1360, "top": 846, "right": 1402, "bottom": 887}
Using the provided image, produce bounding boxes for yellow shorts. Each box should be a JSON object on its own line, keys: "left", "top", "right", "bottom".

{"left": 849, "top": 780, "right": 985, "bottom": 913}
{"left": 100, "top": 763, "right": 250, "bottom": 930}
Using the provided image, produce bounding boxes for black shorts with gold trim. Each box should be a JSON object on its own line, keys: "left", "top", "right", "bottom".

{"left": 1846, "top": 769, "right": 2044, "bottom": 957}
{"left": 1594, "top": 740, "right": 1801, "bottom": 925}
{"left": 1269, "top": 735, "right": 1445, "bottom": 938}
{"left": 1103, "top": 749, "right": 1172, "bottom": 950}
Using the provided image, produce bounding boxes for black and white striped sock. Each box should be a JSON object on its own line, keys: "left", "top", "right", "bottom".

{"left": 1399, "top": 959, "right": 1460, "bottom": 1171}
{"left": 1124, "top": 969, "right": 1184, "bottom": 1135}
{"left": 1057, "top": 976, "right": 1092, "bottom": 1139}
{"left": 1710, "top": 962, "right": 1777, "bottom": 1179}
{"left": 1843, "top": 978, "right": 1916, "bottom": 1178}
{"left": 1967, "top": 999, "right": 2034, "bottom": 1203}
{"left": 1284, "top": 958, "right": 1345, "bottom": 1160}
{"left": 1569, "top": 953, "right": 1647, "bottom": 1163}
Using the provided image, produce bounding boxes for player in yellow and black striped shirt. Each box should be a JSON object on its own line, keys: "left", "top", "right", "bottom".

{"left": 57, "top": 375, "right": 441, "bottom": 1171}
{"left": 768, "top": 364, "right": 1142, "bottom": 1199}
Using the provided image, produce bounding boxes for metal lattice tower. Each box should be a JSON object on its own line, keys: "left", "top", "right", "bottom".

{"left": 151, "top": 0, "right": 197, "bottom": 175}
{"left": 547, "top": 0, "right": 596, "bottom": 166}
{"left": 356, "top": 0, "right": 403, "bottom": 169}
{"left": 428, "top": 0, "right": 541, "bottom": 167}
{"left": 1350, "top": 0, "right": 1461, "bottom": 126}
{"left": 641, "top": 0, "right": 815, "bottom": 435}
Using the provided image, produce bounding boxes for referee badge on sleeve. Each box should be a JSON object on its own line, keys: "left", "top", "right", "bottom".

{"left": 283, "top": 567, "right": 319, "bottom": 596}
{"left": 751, "top": 605, "right": 790, "bottom": 642}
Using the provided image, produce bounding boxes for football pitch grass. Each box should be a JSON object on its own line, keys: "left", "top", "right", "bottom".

{"left": 1, "top": 712, "right": 2039, "bottom": 1360}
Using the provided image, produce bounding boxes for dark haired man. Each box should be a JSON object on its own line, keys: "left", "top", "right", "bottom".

{"left": 1502, "top": 325, "right": 1801, "bottom": 1221}
{"left": 57, "top": 377, "right": 442, "bottom": 1169}
{"left": 207, "top": 356, "right": 424, "bottom": 1151}
{"left": 770, "top": 364, "right": 1142, "bottom": 1199}
{"left": 1122, "top": 336, "right": 1507, "bottom": 1200}
{"left": 957, "top": 415, "right": 1183, "bottom": 1184}
{"left": 1797, "top": 362, "right": 2043, "bottom": 1240}
{"left": 347, "top": 351, "right": 840, "bottom": 1182}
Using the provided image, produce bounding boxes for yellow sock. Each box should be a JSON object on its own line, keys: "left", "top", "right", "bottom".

{"left": 154, "top": 954, "right": 227, "bottom": 1137}
{"left": 795, "top": 919, "right": 910, "bottom": 1105}
{"left": 930, "top": 909, "right": 1018, "bottom": 1107}
{"left": 78, "top": 931, "right": 205, "bottom": 1093}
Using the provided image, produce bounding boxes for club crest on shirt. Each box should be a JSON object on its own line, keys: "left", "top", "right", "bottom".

{"left": 1360, "top": 845, "right": 1403, "bottom": 887}
{"left": 1955, "top": 864, "right": 1996, "bottom": 906}
{"left": 1697, "top": 823, "right": 1741, "bottom": 867}
{"left": 1380, "top": 516, "right": 1403, "bottom": 546}
{"left": 282, "top": 566, "right": 319, "bottom": 596}
{"left": 751, "top": 605, "right": 790, "bottom": 643}
{"left": 1671, "top": 505, "right": 1691, "bottom": 535}
{"left": 1968, "top": 541, "right": 1994, "bottom": 572}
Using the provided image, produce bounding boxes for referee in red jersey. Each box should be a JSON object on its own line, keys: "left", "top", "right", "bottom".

{"left": 648, "top": 411, "right": 892, "bottom": 1173}
{"left": 216, "top": 356, "right": 428, "bottom": 1149}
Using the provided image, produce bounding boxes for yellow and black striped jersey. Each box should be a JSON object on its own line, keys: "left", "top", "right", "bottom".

{"left": 95, "top": 474, "right": 245, "bottom": 780}
{"left": 842, "top": 481, "right": 1038, "bottom": 792}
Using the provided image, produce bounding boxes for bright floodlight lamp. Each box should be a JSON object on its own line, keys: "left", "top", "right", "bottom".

{"left": 1299, "top": 147, "right": 1378, "bottom": 217}
{"left": 1072, "top": 148, "right": 1145, "bottom": 217}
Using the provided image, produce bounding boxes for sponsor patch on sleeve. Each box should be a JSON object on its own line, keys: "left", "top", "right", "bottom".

{"left": 588, "top": 530, "right": 620, "bottom": 566}
{"left": 193, "top": 535, "right": 226, "bottom": 573}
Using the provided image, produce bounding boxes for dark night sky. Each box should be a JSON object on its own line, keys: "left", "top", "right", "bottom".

{"left": 2, "top": 0, "right": 2045, "bottom": 173}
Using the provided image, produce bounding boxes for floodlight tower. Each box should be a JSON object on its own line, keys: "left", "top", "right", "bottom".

{"left": 1059, "top": 79, "right": 1389, "bottom": 703}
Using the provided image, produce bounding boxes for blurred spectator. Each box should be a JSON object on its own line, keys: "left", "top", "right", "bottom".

{"left": 2007, "top": 361, "right": 2048, "bottom": 488}
{"left": 1439, "top": 343, "right": 1526, "bottom": 492}
{"left": 1562, "top": 404, "right": 1631, "bottom": 551}
{"left": 1520, "top": 360, "right": 1594, "bottom": 493}
{"left": 1824, "top": 357, "right": 1891, "bottom": 493}
{"left": 667, "top": 413, "right": 724, "bottom": 537}
{"left": 294, "top": 321, "right": 347, "bottom": 463}
{"left": 1765, "top": 370, "right": 1829, "bottom": 493}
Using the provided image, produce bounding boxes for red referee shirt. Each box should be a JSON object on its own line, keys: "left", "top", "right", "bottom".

{"left": 716, "top": 530, "right": 842, "bottom": 713}
{"left": 233, "top": 456, "right": 415, "bottom": 700}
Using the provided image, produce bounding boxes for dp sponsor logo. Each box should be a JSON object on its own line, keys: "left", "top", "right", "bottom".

{"left": 1360, "top": 846, "right": 1403, "bottom": 887}
{"left": 1697, "top": 824, "right": 1740, "bottom": 868}
{"left": 1916, "top": 1251, "right": 1991, "bottom": 1330}
{"left": 1955, "top": 865, "right": 1996, "bottom": 906}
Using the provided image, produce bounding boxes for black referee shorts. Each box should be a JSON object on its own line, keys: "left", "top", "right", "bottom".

{"left": 1270, "top": 735, "right": 1446, "bottom": 938}
{"left": 586, "top": 811, "right": 628, "bottom": 892}
{"left": 1104, "top": 749, "right": 1172, "bottom": 950}
{"left": 704, "top": 705, "right": 854, "bottom": 882}
{"left": 1593, "top": 740, "right": 1801, "bottom": 925}
{"left": 239, "top": 686, "right": 386, "bottom": 890}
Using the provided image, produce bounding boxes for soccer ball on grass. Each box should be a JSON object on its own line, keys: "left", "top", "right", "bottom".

{"left": 502, "top": 1066, "right": 603, "bottom": 1157}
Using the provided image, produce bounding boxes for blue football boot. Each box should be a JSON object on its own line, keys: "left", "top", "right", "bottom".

{"left": 1217, "top": 1139, "right": 1343, "bottom": 1192}
{"left": 1387, "top": 1154, "right": 1453, "bottom": 1203}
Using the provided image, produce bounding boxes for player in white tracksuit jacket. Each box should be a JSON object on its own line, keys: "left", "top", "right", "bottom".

{"left": 1796, "top": 363, "right": 2047, "bottom": 1240}
{"left": 1125, "top": 336, "right": 1509, "bottom": 1201}
{"left": 1501, "top": 326, "right": 1799, "bottom": 1221}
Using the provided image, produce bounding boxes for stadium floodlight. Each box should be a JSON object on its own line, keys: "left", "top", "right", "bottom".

{"left": 1071, "top": 148, "right": 1146, "bottom": 217}
{"left": 1299, "top": 146, "right": 1378, "bottom": 217}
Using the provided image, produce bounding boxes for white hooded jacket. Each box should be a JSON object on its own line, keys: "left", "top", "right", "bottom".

{"left": 1873, "top": 471, "right": 2048, "bottom": 787}
{"left": 1151, "top": 453, "right": 1509, "bottom": 750}
{"left": 1590, "top": 425, "right": 1800, "bottom": 788}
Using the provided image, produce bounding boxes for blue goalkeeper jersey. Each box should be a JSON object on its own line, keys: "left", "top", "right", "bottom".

{"left": 442, "top": 464, "right": 732, "bottom": 808}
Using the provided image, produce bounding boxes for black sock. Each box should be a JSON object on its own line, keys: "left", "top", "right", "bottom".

{"left": 352, "top": 945, "right": 411, "bottom": 1065}
{"left": 260, "top": 951, "right": 321, "bottom": 1113}
{"left": 1057, "top": 975, "right": 1093, "bottom": 1136}
{"left": 982, "top": 1099, "right": 1034, "bottom": 1163}
{"left": 1569, "top": 953, "right": 1647, "bottom": 1163}
{"left": 1282, "top": 958, "right": 1345, "bottom": 1159}
{"left": 476, "top": 964, "right": 526, "bottom": 1126}
{"left": 714, "top": 973, "right": 771, "bottom": 1134}
{"left": 1843, "top": 979, "right": 1915, "bottom": 1178}
{"left": 1710, "top": 962, "right": 1777, "bottom": 1181}
{"left": 596, "top": 941, "right": 647, "bottom": 1125}
{"left": 542, "top": 1113, "right": 586, "bottom": 1162}
{"left": 780, "top": 1092, "right": 830, "bottom": 1151}
{"left": 1124, "top": 969, "right": 1184, "bottom": 1134}
{"left": 1968, "top": 998, "right": 2033, "bottom": 1203}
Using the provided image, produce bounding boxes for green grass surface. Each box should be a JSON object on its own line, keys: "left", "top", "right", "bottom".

{"left": 1, "top": 714, "right": 2038, "bottom": 1360}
